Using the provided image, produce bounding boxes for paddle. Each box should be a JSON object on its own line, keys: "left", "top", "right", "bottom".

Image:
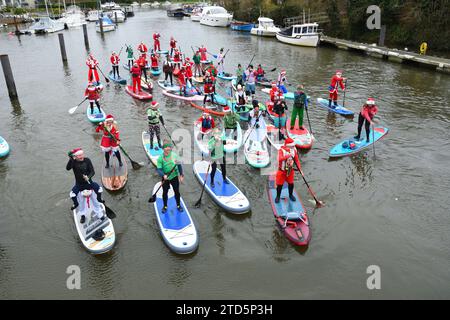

{"left": 247, "top": 53, "right": 256, "bottom": 68}
{"left": 161, "top": 121, "right": 177, "bottom": 148}
{"left": 69, "top": 97, "right": 87, "bottom": 114}
{"left": 194, "top": 161, "right": 211, "bottom": 208}
{"left": 148, "top": 164, "right": 178, "bottom": 203}
{"left": 243, "top": 111, "right": 263, "bottom": 146}
{"left": 294, "top": 162, "right": 324, "bottom": 208}
{"left": 304, "top": 99, "right": 315, "bottom": 141}
{"left": 342, "top": 79, "right": 348, "bottom": 108}
{"left": 97, "top": 65, "right": 110, "bottom": 83}
{"left": 103, "top": 125, "right": 144, "bottom": 170}
{"left": 372, "top": 123, "right": 376, "bottom": 158}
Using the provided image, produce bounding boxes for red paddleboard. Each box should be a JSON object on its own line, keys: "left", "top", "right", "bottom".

{"left": 125, "top": 86, "right": 153, "bottom": 101}
{"left": 190, "top": 102, "right": 225, "bottom": 117}
{"left": 286, "top": 118, "right": 313, "bottom": 150}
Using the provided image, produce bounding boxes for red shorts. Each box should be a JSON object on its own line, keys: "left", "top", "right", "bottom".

{"left": 276, "top": 169, "right": 294, "bottom": 185}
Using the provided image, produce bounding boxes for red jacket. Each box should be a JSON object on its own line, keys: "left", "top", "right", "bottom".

{"left": 86, "top": 58, "right": 98, "bottom": 69}
{"left": 199, "top": 47, "right": 207, "bottom": 61}
{"left": 110, "top": 55, "right": 119, "bottom": 65}
{"left": 96, "top": 124, "right": 120, "bottom": 148}
{"left": 170, "top": 39, "right": 177, "bottom": 48}
{"left": 177, "top": 69, "right": 186, "bottom": 86}
{"left": 204, "top": 76, "right": 215, "bottom": 94}
{"left": 84, "top": 86, "right": 100, "bottom": 100}
{"left": 360, "top": 104, "right": 378, "bottom": 122}
{"left": 278, "top": 146, "right": 301, "bottom": 171}
{"left": 330, "top": 75, "right": 345, "bottom": 92}
{"left": 150, "top": 56, "right": 158, "bottom": 68}
{"left": 185, "top": 62, "right": 193, "bottom": 78}
{"left": 137, "top": 43, "right": 148, "bottom": 53}
{"left": 130, "top": 65, "right": 141, "bottom": 78}
{"left": 270, "top": 87, "right": 279, "bottom": 102}
{"left": 173, "top": 51, "right": 181, "bottom": 63}
{"left": 197, "top": 115, "right": 215, "bottom": 133}
{"left": 153, "top": 33, "right": 160, "bottom": 41}
{"left": 138, "top": 55, "right": 147, "bottom": 68}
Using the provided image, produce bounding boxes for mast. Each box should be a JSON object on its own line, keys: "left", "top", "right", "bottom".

{"left": 44, "top": 0, "right": 50, "bottom": 16}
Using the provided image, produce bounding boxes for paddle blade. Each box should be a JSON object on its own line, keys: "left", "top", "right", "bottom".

{"left": 131, "top": 160, "right": 143, "bottom": 170}
{"left": 148, "top": 194, "right": 157, "bottom": 203}
{"left": 194, "top": 199, "right": 201, "bottom": 208}
{"left": 270, "top": 67, "right": 277, "bottom": 72}
{"left": 105, "top": 205, "right": 117, "bottom": 219}
{"left": 315, "top": 200, "right": 325, "bottom": 208}
{"left": 105, "top": 77, "right": 110, "bottom": 83}
{"left": 68, "top": 106, "right": 78, "bottom": 114}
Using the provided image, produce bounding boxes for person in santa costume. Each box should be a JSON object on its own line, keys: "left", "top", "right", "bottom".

{"left": 208, "top": 128, "right": 228, "bottom": 188}
{"left": 354, "top": 98, "right": 379, "bottom": 142}
{"left": 162, "top": 54, "right": 174, "bottom": 87}
{"left": 275, "top": 137, "right": 302, "bottom": 203}
{"left": 130, "top": 62, "right": 142, "bottom": 93}
{"left": 177, "top": 65, "right": 187, "bottom": 96}
{"left": 216, "top": 48, "right": 225, "bottom": 75}
{"left": 234, "top": 84, "right": 248, "bottom": 112}
{"left": 84, "top": 82, "right": 102, "bottom": 115}
{"left": 146, "top": 101, "right": 165, "bottom": 149}
{"left": 173, "top": 48, "right": 182, "bottom": 69}
{"left": 66, "top": 148, "right": 105, "bottom": 215}
{"left": 95, "top": 115, "right": 123, "bottom": 168}
{"left": 153, "top": 32, "right": 161, "bottom": 52}
{"left": 138, "top": 53, "right": 148, "bottom": 82}
{"left": 169, "top": 36, "right": 177, "bottom": 56}
{"left": 184, "top": 57, "right": 194, "bottom": 88}
{"left": 269, "top": 82, "right": 280, "bottom": 103}
{"left": 86, "top": 53, "right": 100, "bottom": 83}
{"left": 199, "top": 45, "right": 208, "bottom": 62}
{"left": 277, "top": 69, "right": 288, "bottom": 94}
{"left": 328, "top": 70, "right": 346, "bottom": 108}
{"left": 110, "top": 51, "right": 120, "bottom": 78}
{"left": 150, "top": 52, "right": 159, "bottom": 72}
{"left": 203, "top": 71, "right": 215, "bottom": 105}
{"left": 137, "top": 41, "right": 148, "bottom": 55}
{"left": 197, "top": 111, "right": 215, "bottom": 140}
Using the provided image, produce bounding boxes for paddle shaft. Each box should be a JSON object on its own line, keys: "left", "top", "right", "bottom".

{"left": 304, "top": 100, "right": 314, "bottom": 136}
{"left": 70, "top": 97, "right": 88, "bottom": 114}
{"left": 243, "top": 111, "right": 263, "bottom": 146}
{"left": 97, "top": 65, "right": 110, "bottom": 83}
{"left": 103, "top": 124, "right": 141, "bottom": 168}
{"left": 247, "top": 53, "right": 256, "bottom": 68}
{"left": 194, "top": 162, "right": 211, "bottom": 207}
{"left": 342, "top": 79, "right": 347, "bottom": 108}
{"left": 149, "top": 164, "right": 178, "bottom": 202}
{"left": 372, "top": 123, "right": 376, "bottom": 158}
{"left": 161, "top": 122, "right": 177, "bottom": 148}
{"left": 295, "top": 162, "right": 323, "bottom": 207}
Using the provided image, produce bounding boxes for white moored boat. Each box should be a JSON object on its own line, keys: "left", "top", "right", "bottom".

{"left": 276, "top": 23, "right": 320, "bottom": 47}
{"left": 250, "top": 17, "right": 280, "bottom": 37}
{"left": 96, "top": 16, "right": 116, "bottom": 32}
{"left": 60, "top": 5, "right": 87, "bottom": 28}
{"left": 200, "top": 6, "right": 232, "bottom": 27}
{"left": 190, "top": 7, "right": 202, "bottom": 22}
{"left": 29, "top": 16, "right": 65, "bottom": 34}
{"left": 106, "top": 9, "right": 126, "bottom": 23}
{"left": 86, "top": 10, "right": 101, "bottom": 22}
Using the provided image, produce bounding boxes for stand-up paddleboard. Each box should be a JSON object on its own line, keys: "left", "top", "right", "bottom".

{"left": 193, "top": 160, "right": 250, "bottom": 214}
{"left": 123, "top": 63, "right": 130, "bottom": 71}
{"left": 317, "top": 98, "right": 354, "bottom": 116}
{"left": 72, "top": 190, "right": 115, "bottom": 254}
{"left": 101, "top": 151, "right": 128, "bottom": 191}
{"left": 152, "top": 181, "right": 198, "bottom": 254}
{"left": 286, "top": 118, "right": 313, "bottom": 150}
{"left": 140, "top": 77, "right": 153, "bottom": 91}
{"left": 86, "top": 106, "right": 106, "bottom": 124}
{"left": 193, "top": 120, "right": 212, "bottom": 156}
{"left": 256, "top": 78, "right": 273, "bottom": 87}
{"left": 150, "top": 67, "right": 162, "bottom": 76}
{"left": 267, "top": 175, "right": 311, "bottom": 246}
{"left": 223, "top": 124, "right": 242, "bottom": 153}
{"left": 125, "top": 85, "right": 153, "bottom": 100}
{"left": 213, "top": 93, "right": 228, "bottom": 106}
{"left": 142, "top": 131, "right": 163, "bottom": 167}
{"left": 157, "top": 80, "right": 180, "bottom": 92}
{"left": 243, "top": 129, "right": 270, "bottom": 168}
{"left": 329, "top": 127, "right": 389, "bottom": 158}
{"left": 190, "top": 102, "right": 225, "bottom": 117}
{"left": 192, "top": 76, "right": 204, "bottom": 84}
{"left": 217, "top": 72, "right": 236, "bottom": 81}
{"left": 0, "top": 136, "right": 10, "bottom": 158}
{"left": 266, "top": 124, "right": 285, "bottom": 150}
{"left": 157, "top": 50, "right": 169, "bottom": 55}
{"left": 108, "top": 71, "right": 127, "bottom": 85}
{"left": 162, "top": 90, "right": 204, "bottom": 102}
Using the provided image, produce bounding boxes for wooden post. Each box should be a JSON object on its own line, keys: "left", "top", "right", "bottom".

{"left": 379, "top": 25, "right": 386, "bottom": 47}
{"left": 0, "top": 55, "right": 18, "bottom": 99}
{"left": 58, "top": 33, "right": 67, "bottom": 62}
{"left": 114, "top": 12, "right": 118, "bottom": 25}
{"left": 83, "top": 23, "right": 89, "bottom": 49}
{"left": 13, "top": 16, "right": 19, "bottom": 34}
{"left": 99, "top": 16, "right": 104, "bottom": 34}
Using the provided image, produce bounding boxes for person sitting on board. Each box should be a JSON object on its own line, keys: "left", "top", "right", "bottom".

{"left": 163, "top": 54, "right": 174, "bottom": 87}
{"left": 236, "top": 64, "right": 245, "bottom": 86}
{"left": 146, "top": 101, "right": 164, "bottom": 150}
{"left": 272, "top": 96, "right": 288, "bottom": 140}
{"left": 156, "top": 140, "right": 184, "bottom": 213}
{"left": 153, "top": 32, "right": 161, "bottom": 52}
{"left": 85, "top": 82, "right": 103, "bottom": 115}
{"left": 199, "top": 45, "right": 208, "bottom": 62}
{"left": 354, "top": 98, "right": 379, "bottom": 143}
{"left": 177, "top": 65, "right": 188, "bottom": 96}
{"left": 86, "top": 53, "right": 100, "bottom": 83}
{"left": 173, "top": 48, "right": 182, "bottom": 70}
{"left": 169, "top": 36, "right": 177, "bottom": 56}
{"left": 203, "top": 71, "right": 215, "bottom": 105}
{"left": 192, "top": 50, "right": 202, "bottom": 77}
{"left": 197, "top": 111, "right": 215, "bottom": 140}
{"left": 248, "top": 100, "right": 267, "bottom": 144}
{"left": 126, "top": 44, "right": 134, "bottom": 70}
{"left": 138, "top": 53, "right": 148, "bottom": 82}
{"left": 269, "top": 82, "right": 279, "bottom": 103}
{"left": 328, "top": 70, "right": 346, "bottom": 109}
{"left": 255, "top": 64, "right": 265, "bottom": 81}
{"left": 223, "top": 106, "right": 240, "bottom": 141}
{"left": 275, "top": 137, "right": 302, "bottom": 203}
{"left": 184, "top": 57, "right": 194, "bottom": 88}
{"left": 96, "top": 114, "right": 123, "bottom": 168}
{"left": 150, "top": 52, "right": 159, "bottom": 72}
{"left": 130, "top": 62, "right": 142, "bottom": 93}
{"left": 137, "top": 41, "right": 148, "bottom": 55}
{"left": 208, "top": 128, "right": 228, "bottom": 188}
{"left": 235, "top": 84, "right": 248, "bottom": 112}
{"left": 216, "top": 48, "right": 225, "bottom": 75}
{"left": 277, "top": 69, "right": 288, "bottom": 94}
{"left": 110, "top": 51, "right": 120, "bottom": 79}
{"left": 244, "top": 65, "right": 257, "bottom": 99}
{"left": 291, "top": 85, "right": 308, "bottom": 130}
{"left": 66, "top": 148, "right": 105, "bottom": 218}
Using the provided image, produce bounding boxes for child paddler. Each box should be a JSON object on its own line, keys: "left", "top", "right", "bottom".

{"left": 208, "top": 128, "right": 228, "bottom": 188}
{"left": 192, "top": 51, "right": 202, "bottom": 77}
{"left": 291, "top": 85, "right": 308, "bottom": 130}
{"left": 95, "top": 114, "right": 123, "bottom": 168}
{"left": 354, "top": 98, "right": 378, "bottom": 143}
{"left": 156, "top": 141, "right": 184, "bottom": 213}
{"left": 275, "top": 138, "right": 302, "bottom": 203}
{"left": 146, "top": 101, "right": 164, "bottom": 149}
{"left": 66, "top": 148, "right": 105, "bottom": 215}
{"left": 236, "top": 64, "right": 244, "bottom": 86}
{"left": 126, "top": 44, "right": 134, "bottom": 69}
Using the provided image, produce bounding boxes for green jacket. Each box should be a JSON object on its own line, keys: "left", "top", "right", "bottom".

{"left": 293, "top": 91, "right": 307, "bottom": 109}
{"left": 126, "top": 46, "right": 133, "bottom": 59}
{"left": 146, "top": 108, "right": 161, "bottom": 125}
{"left": 157, "top": 151, "right": 180, "bottom": 180}
{"left": 208, "top": 135, "right": 225, "bottom": 160}
{"left": 223, "top": 112, "right": 240, "bottom": 129}
{"left": 193, "top": 54, "right": 201, "bottom": 64}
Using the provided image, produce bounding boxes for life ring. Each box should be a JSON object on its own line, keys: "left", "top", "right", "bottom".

{"left": 419, "top": 42, "right": 427, "bottom": 55}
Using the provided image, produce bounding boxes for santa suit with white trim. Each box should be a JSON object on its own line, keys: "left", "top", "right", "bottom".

{"left": 275, "top": 138, "right": 302, "bottom": 203}
{"left": 153, "top": 33, "right": 161, "bottom": 52}
{"left": 84, "top": 83, "right": 102, "bottom": 114}
{"left": 328, "top": 70, "right": 345, "bottom": 108}
{"left": 86, "top": 55, "right": 100, "bottom": 83}
{"left": 95, "top": 115, "right": 123, "bottom": 168}
{"left": 110, "top": 52, "right": 120, "bottom": 78}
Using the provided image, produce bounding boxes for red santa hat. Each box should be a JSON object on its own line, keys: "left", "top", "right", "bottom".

{"left": 105, "top": 114, "right": 114, "bottom": 122}
{"left": 223, "top": 106, "right": 231, "bottom": 113}
{"left": 281, "top": 69, "right": 286, "bottom": 75}
{"left": 284, "top": 138, "right": 295, "bottom": 147}
{"left": 88, "top": 82, "right": 95, "bottom": 86}
{"left": 151, "top": 101, "right": 159, "bottom": 108}
{"left": 185, "top": 57, "right": 190, "bottom": 61}
{"left": 271, "top": 82, "right": 277, "bottom": 87}
{"left": 336, "top": 70, "right": 343, "bottom": 75}
{"left": 71, "top": 148, "right": 84, "bottom": 156}
{"left": 366, "top": 98, "right": 375, "bottom": 105}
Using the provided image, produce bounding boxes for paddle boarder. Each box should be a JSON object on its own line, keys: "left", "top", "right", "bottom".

{"left": 173, "top": 48, "right": 182, "bottom": 69}
{"left": 192, "top": 50, "right": 202, "bottom": 77}
{"left": 137, "top": 41, "right": 148, "bottom": 55}
{"left": 208, "top": 128, "right": 228, "bottom": 188}
{"left": 236, "top": 63, "right": 244, "bottom": 86}
{"left": 203, "top": 71, "right": 215, "bottom": 105}
{"left": 156, "top": 141, "right": 184, "bottom": 213}
{"left": 277, "top": 70, "right": 289, "bottom": 94}
{"left": 291, "top": 85, "right": 308, "bottom": 130}
{"left": 150, "top": 52, "right": 159, "bottom": 73}
{"left": 110, "top": 51, "right": 120, "bottom": 79}
{"left": 248, "top": 101, "right": 267, "bottom": 142}
{"left": 153, "top": 32, "right": 161, "bottom": 52}
{"left": 84, "top": 82, "right": 103, "bottom": 115}
{"left": 66, "top": 148, "right": 105, "bottom": 216}
{"left": 96, "top": 114, "right": 123, "bottom": 168}
{"left": 163, "top": 54, "right": 174, "bottom": 87}
{"left": 354, "top": 98, "right": 379, "bottom": 142}
{"left": 223, "top": 106, "right": 240, "bottom": 140}
{"left": 126, "top": 44, "right": 134, "bottom": 69}
{"left": 269, "top": 82, "right": 279, "bottom": 103}
{"left": 255, "top": 64, "right": 266, "bottom": 81}
{"left": 275, "top": 138, "right": 302, "bottom": 203}
{"left": 146, "top": 101, "right": 164, "bottom": 149}
{"left": 197, "top": 112, "right": 215, "bottom": 140}
{"left": 184, "top": 57, "right": 194, "bottom": 88}
{"left": 169, "top": 36, "right": 177, "bottom": 56}
{"left": 235, "top": 84, "right": 248, "bottom": 112}
{"left": 177, "top": 65, "right": 187, "bottom": 96}
{"left": 216, "top": 48, "right": 225, "bottom": 75}
{"left": 86, "top": 53, "right": 100, "bottom": 83}
{"left": 138, "top": 53, "right": 148, "bottom": 82}
{"left": 245, "top": 65, "right": 257, "bottom": 99}
{"left": 199, "top": 45, "right": 208, "bottom": 62}
{"left": 328, "top": 70, "right": 346, "bottom": 109}
{"left": 130, "top": 62, "right": 142, "bottom": 93}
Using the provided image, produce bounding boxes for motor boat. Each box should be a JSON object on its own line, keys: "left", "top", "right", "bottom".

{"left": 200, "top": 6, "right": 232, "bottom": 27}
{"left": 106, "top": 9, "right": 126, "bottom": 23}
{"left": 86, "top": 10, "right": 101, "bottom": 22}
{"left": 276, "top": 23, "right": 320, "bottom": 47}
{"left": 96, "top": 15, "right": 116, "bottom": 32}
{"left": 250, "top": 17, "right": 280, "bottom": 37}
{"left": 29, "top": 16, "right": 65, "bottom": 34}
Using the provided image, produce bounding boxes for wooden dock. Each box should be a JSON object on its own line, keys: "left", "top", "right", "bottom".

{"left": 320, "top": 36, "right": 450, "bottom": 74}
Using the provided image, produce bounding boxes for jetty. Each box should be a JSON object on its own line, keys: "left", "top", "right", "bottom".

{"left": 320, "top": 35, "right": 450, "bottom": 74}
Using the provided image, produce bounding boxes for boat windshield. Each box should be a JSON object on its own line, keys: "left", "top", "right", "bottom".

{"left": 209, "top": 7, "right": 227, "bottom": 15}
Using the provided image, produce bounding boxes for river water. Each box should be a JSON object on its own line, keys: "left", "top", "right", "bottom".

{"left": 0, "top": 10, "right": 449, "bottom": 299}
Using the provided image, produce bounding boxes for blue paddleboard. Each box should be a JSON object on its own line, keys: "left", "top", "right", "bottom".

{"left": 86, "top": 106, "right": 106, "bottom": 124}
{"left": 317, "top": 98, "right": 354, "bottom": 116}
{"left": 0, "top": 136, "right": 10, "bottom": 158}
{"left": 108, "top": 71, "right": 127, "bottom": 85}
{"left": 329, "top": 127, "right": 389, "bottom": 157}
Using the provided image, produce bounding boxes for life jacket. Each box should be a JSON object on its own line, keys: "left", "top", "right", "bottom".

{"left": 236, "top": 91, "right": 246, "bottom": 105}
{"left": 202, "top": 116, "right": 212, "bottom": 129}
